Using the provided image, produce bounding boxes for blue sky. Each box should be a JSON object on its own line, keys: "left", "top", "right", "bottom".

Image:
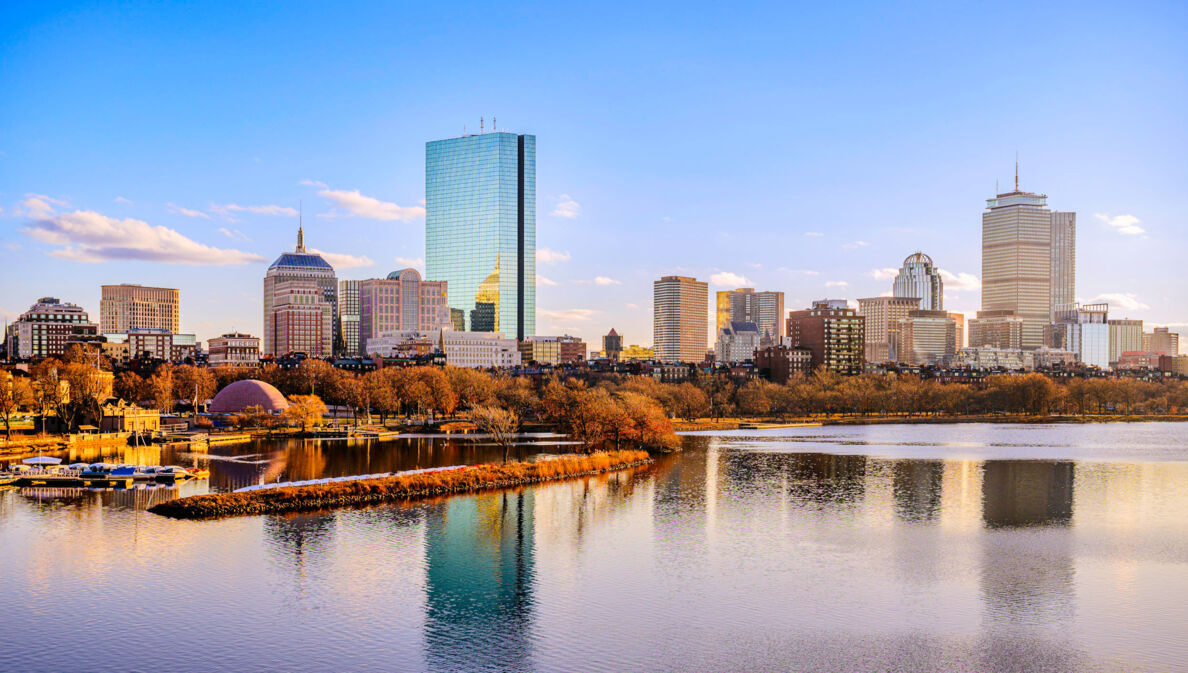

{"left": 2, "top": 1, "right": 1185, "bottom": 349}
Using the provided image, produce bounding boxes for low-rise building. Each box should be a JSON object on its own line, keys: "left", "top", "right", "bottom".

{"left": 753, "top": 344, "right": 814, "bottom": 384}
{"left": 366, "top": 329, "right": 520, "bottom": 369}
{"left": 519, "top": 335, "right": 587, "bottom": 364}
{"left": 208, "top": 332, "right": 261, "bottom": 366}
{"left": 620, "top": 344, "right": 654, "bottom": 361}
{"left": 715, "top": 321, "right": 761, "bottom": 364}
{"left": 898, "top": 310, "right": 958, "bottom": 366}
{"left": 955, "top": 346, "right": 1030, "bottom": 371}
{"left": 1143, "top": 327, "right": 1180, "bottom": 356}
{"left": 1117, "top": 351, "right": 1163, "bottom": 370}
{"left": 5, "top": 297, "right": 100, "bottom": 359}
{"left": 99, "top": 400, "right": 161, "bottom": 433}
{"left": 967, "top": 310, "right": 1025, "bottom": 350}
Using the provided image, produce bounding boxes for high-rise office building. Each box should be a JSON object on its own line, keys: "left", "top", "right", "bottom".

{"left": 1143, "top": 327, "right": 1180, "bottom": 356}
{"left": 426, "top": 130, "right": 535, "bottom": 339}
{"left": 857, "top": 296, "right": 920, "bottom": 362}
{"left": 899, "top": 310, "right": 958, "bottom": 366}
{"left": 1107, "top": 318, "right": 1143, "bottom": 366}
{"left": 654, "top": 275, "right": 708, "bottom": 363}
{"left": 338, "top": 280, "right": 361, "bottom": 357}
{"left": 100, "top": 284, "right": 180, "bottom": 334}
{"left": 715, "top": 288, "right": 785, "bottom": 343}
{"left": 269, "top": 279, "right": 333, "bottom": 356}
{"left": 1050, "top": 212, "right": 1076, "bottom": 321}
{"left": 786, "top": 300, "right": 865, "bottom": 375}
{"left": 892, "top": 253, "right": 944, "bottom": 311}
{"left": 1053, "top": 303, "right": 1109, "bottom": 369}
{"left": 602, "top": 328, "right": 623, "bottom": 361}
{"left": 968, "top": 310, "right": 1026, "bottom": 350}
{"left": 358, "top": 269, "right": 450, "bottom": 350}
{"left": 264, "top": 227, "right": 338, "bottom": 356}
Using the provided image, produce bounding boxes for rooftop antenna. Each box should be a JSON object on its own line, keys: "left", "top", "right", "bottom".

{"left": 1014, "top": 151, "right": 1019, "bottom": 191}
{"left": 493, "top": 115, "right": 496, "bottom": 131}
{"left": 296, "top": 200, "right": 305, "bottom": 253}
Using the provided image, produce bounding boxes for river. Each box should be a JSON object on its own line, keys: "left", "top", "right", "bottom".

{"left": 1, "top": 423, "right": 1186, "bottom": 672}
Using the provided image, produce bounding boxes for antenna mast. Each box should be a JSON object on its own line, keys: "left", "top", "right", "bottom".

{"left": 1014, "top": 151, "right": 1019, "bottom": 191}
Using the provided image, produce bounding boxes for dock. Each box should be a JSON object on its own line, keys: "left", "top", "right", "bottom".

{"left": 13, "top": 475, "right": 136, "bottom": 488}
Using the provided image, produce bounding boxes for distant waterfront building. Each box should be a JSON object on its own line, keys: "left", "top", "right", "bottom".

{"left": 338, "top": 280, "right": 361, "bottom": 357}
{"left": 100, "top": 284, "right": 180, "bottom": 334}
{"left": 786, "top": 300, "right": 865, "bottom": 375}
{"left": 358, "top": 269, "right": 450, "bottom": 350}
{"left": 270, "top": 279, "right": 334, "bottom": 356}
{"left": 956, "top": 346, "right": 1030, "bottom": 371}
{"left": 366, "top": 329, "right": 520, "bottom": 369}
{"left": 857, "top": 296, "right": 920, "bottom": 363}
{"left": 519, "top": 335, "right": 587, "bottom": 364}
{"left": 898, "top": 310, "right": 958, "bottom": 366}
{"left": 1052, "top": 303, "right": 1109, "bottom": 369}
{"left": 949, "top": 312, "right": 966, "bottom": 350}
{"left": 208, "top": 333, "right": 261, "bottom": 367}
{"left": 892, "top": 253, "right": 944, "bottom": 311}
{"left": 654, "top": 275, "right": 708, "bottom": 363}
{"left": 620, "top": 344, "right": 654, "bottom": 361}
{"left": 715, "top": 288, "right": 785, "bottom": 343}
{"left": 5, "top": 297, "right": 100, "bottom": 359}
{"left": 426, "top": 130, "right": 535, "bottom": 339}
{"left": 1107, "top": 319, "right": 1143, "bottom": 366}
{"left": 602, "top": 328, "right": 623, "bottom": 361}
{"left": 1143, "top": 327, "right": 1180, "bottom": 356}
{"left": 967, "top": 310, "right": 1026, "bottom": 350}
{"left": 127, "top": 328, "right": 172, "bottom": 360}
{"left": 1050, "top": 212, "right": 1076, "bottom": 321}
{"left": 753, "top": 344, "right": 814, "bottom": 384}
{"left": 714, "top": 321, "right": 761, "bottom": 364}
{"left": 264, "top": 227, "right": 338, "bottom": 356}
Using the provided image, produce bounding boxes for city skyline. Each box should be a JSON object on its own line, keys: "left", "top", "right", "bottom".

{"left": 2, "top": 2, "right": 1185, "bottom": 350}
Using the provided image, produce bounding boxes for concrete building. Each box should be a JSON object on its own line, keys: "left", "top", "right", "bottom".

{"left": 5, "top": 297, "right": 100, "bottom": 359}
{"left": 1052, "top": 303, "right": 1109, "bottom": 369}
{"left": 857, "top": 296, "right": 920, "bottom": 363}
{"left": 1050, "top": 212, "right": 1076, "bottom": 321}
{"left": 100, "top": 284, "right": 180, "bottom": 334}
{"left": 269, "top": 279, "right": 334, "bottom": 356}
{"left": 264, "top": 227, "right": 338, "bottom": 356}
{"left": 208, "top": 332, "right": 261, "bottom": 366}
{"left": 519, "top": 335, "right": 587, "bottom": 364}
{"left": 753, "top": 344, "right": 814, "bottom": 384}
{"left": 892, "top": 252, "right": 944, "bottom": 311}
{"left": 426, "top": 130, "right": 535, "bottom": 339}
{"left": 126, "top": 328, "right": 197, "bottom": 361}
{"left": 338, "top": 280, "right": 361, "bottom": 357}
{"left": 786, "top": 300, "right": 865, "bottom": 375}
{"left": 366, "top": 329, "right": 520, "bottom": 369}
{"left": 715, "top": 288, "right": 785, "bottom": 343}
{"left": 1117, "top": 351, "right": 1162, "bottom": 370}
{"left": 358, "top": 269, "right": 450, "bottom": 350}
{"left": 956, "top": 346, "right": 1030, "bottom": 370}
{"left": 602, "top": 328, "right": 623, "bottom": 361}
{"left": 949, "top": 312, "right": 965, "bottom": 349}
{"left": 1108, "top": 319, "right": 1143, "bottom": 367}
{"left": 967, "top": 310, "right": 1026, "bottom": 349}
{"left": 1143, "top": 327, "right": 1180, "bottom": 356}
{"left": 621, "top": 344, "right": 654, "bottom": 361}
{"left": 654, "top": 275, "right": 708, "bottom": 363}
{"left": 899, "top": 310, "right": 958, "bottom": 366}
{"left": 715, "top": 321, "right": 761, "bottom": 364}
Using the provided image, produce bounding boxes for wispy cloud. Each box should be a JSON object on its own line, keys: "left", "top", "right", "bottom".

{"left": 23, "top": 206, "right": 263, "bottom": 265}
{"left": 1091, "top": 292, "right": 1149, "bottom": 311}
{"left": 804, "top": 232, "right": 824, "bottom": 237}
{"left": 299, "top": 179, "right": 327, "bottom": 189}
{"left": 778, "top": 267, "right": 821, "bottom": 276}
{"left": 938, "top": 269, "right": 981, "bottom": 292}
{"left": 114, "top": 196, "right": 133, "bottom": 205}
{"left": 593, "top": 276, "right": 620, "bottom": 286}
{"left": 842, "top": 240, "right": 869, "bottom": 250}
{"left": 869, "top": 268, "right": 898, "bottom": 281}
{"left": 210, "top": 203, "right": 298, "bottom": 220}
{"left": 825, "top": 280, "right": 848, "bottom": 288}
{"left": 537, "top": 248, "right": 571, "bottom": 264}
{"left": 536, "top": 274, "right": 558, "bottom": 286}
{"left": 551, "top": 194, "right": 581, "bottom": 219}
{"left": 710, "top": 271, "right": 750, "bottom": 287}
{"left": 217, "top": 227, "right": 250, "bottom": 241}
{"left": 20, "top": 194, "right": 68, "bottom": 219}
{"left": 1094, "top": 213, "right": 1145, "bottom": 236}
{"left": 307, "top": 248, "right": 374, "bottom": 269}
{"left": 394, "top": 256, "right": 424, "bottom": 269}
{"left": 311, "top": 184, "right": 424, "bottom": 221}
{"left": 166, "top": 203, "right": 211, "bottom": 219}
{"left": 539, "top": 308, "right": 598, "bottom": 322}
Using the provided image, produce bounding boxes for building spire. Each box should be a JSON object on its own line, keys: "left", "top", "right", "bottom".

{"left": 296, "top": 202, "right": 306, "bottom": 253}
{"left": 1014, "top": 151, "right": 1019, "bottom": 191}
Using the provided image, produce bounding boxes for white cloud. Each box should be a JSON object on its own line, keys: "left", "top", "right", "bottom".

{"left": 20, "top": 194, "right": 68, "bottom": 219}
{"left": 593, "top": 276, "right": 620, "bottom": 286}
{"left": 938, "top": 269, "right": 981, "bottom": 292}
{"left": 114, "top": 196, "right": 133, "bottom": 205}
{"left": 23, "top": 208, "right": 263, "bottom": 265}
{"left": 299, "top": 179, "right": 328, "bottom": 189}
{"left": 1094, "top": 213, "right": 1145, "bottom": 236}
{"left": 710, "top": 271, "right": 750, "bottom": 287}
{"left": 1091, "top": 292, "right": 1149, "bottom": 311}
{"left": 825, "top": 280, "right": 848, "bottom": 288}
{"left": 626, "top": 303, "right": 639, "bottom": 310}
{"left": 536, "top": 274, "right": 558, "bottom": 286}
{"left": 804, "top": 232, "right": 824, "bottom": 237}
{"left": 314, "top": 187, "right": 424, "bottom": 221}
{"left": 217, "top": 227, "right": 250, "bottom": 241}
{"left": 166, "top": 203, "right": 211, "bottom": 219}
{"left": 551, "top": 194, "right": 581, "bottom": 219}
{"left": 869, "top": 268, "right": 898, "bottom": 281}
{"left": 537, "top": 248, "right": 571, "bottom": 264}
{"left": 842, "top": 240, "right": 869, "bottom": 250}
{"left": 394, "top": 256, "right": 424, "bottom": 269}
{"left": 211, "top": 203, "right": 298, "bottom": 219}
{"left": 539, "top": 308, "right": 598, "bottom": 322}
{"left": 307, "top": 248, "right": 374, "bottom": 269}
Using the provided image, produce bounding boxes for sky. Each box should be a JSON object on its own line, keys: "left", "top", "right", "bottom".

{"left": 1, "top": 1, "right": 1186, "bottom": 351}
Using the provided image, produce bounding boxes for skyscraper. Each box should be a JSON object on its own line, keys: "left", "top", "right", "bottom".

{"left": 981, "top": 178, "right": 1054, "bottom": 350}
{"left": 358, "top": 269, "right": 450, "bottom": 349}
{"left": 338, "top": 280, "right": 361, "bottom": 357}
{"left": 857, "top": 296, "right": 920, "bottom": 362}
{"left": 100, "top": 284, "right": 180, "bottom": 334}
{"left": 1107, "top": 318, "right": 1142, "bottom": 365}
{"left": 1050, "top": 212, "right": 1076, "bottom": 321}
{"left": 786, "top": 300, "right": 865, "bottom": 375}
{"left": 263, "top": 227, "right": 338, "bottom": 356}
{"left": 892, "top": 252, "right": 943, "bottom": 311}
{"left": 426, "top": 130, "right": 535, "bottom": 340}
{"left": 654, "top": 275, "right": 708, "bottom": 363}
{"left": 715, "top": 288, "right": 785, "bottom": 343}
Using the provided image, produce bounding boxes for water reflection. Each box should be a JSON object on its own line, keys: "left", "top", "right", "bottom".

{"left": 892, "top": 460, "right": 944, "bottom": 522}
{"left": 982, "top": 461, "right": 1075, "bottom": 528}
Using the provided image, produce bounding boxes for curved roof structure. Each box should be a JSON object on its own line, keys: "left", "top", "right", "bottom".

{"left": 269, "top": 252, "right": 333, "bottom": 271}
{"left": 385, "top": 268, "right": 422, "bottom": 281}
{"left": 209, "top": 380, "right": 290, "bottom": 414}
{"left": 903, "top": 252, "right": 933, "bottom": 266}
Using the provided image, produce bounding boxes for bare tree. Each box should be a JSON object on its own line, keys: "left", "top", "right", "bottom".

{"left": 469, "top": 406, "right": 521, "bottom": 463}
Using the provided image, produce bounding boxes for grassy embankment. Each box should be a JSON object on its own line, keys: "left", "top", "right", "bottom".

{"left": 149, "top": 449, "right": 652, "bottom": 519}
{"left": 674, "top": 413, "right": 1188, "bottom": 431}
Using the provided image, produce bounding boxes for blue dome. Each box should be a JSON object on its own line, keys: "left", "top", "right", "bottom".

{"left": 269, "top": 252, "right": 333, "bottom": 270}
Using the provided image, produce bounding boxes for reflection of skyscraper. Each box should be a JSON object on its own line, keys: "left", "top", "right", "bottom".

{"left": 423, "top": 492, "right": 535, "bottom": 671}
{"left": 891, "top": 460, "right": 944, "bottom": 522}
{"left": 426, "top": 131, "right": 536, "bottom": 339}
{"left": 786, "top": 453, "right": 867, "bottom": 505}
{"left": 981, "top": 461, "right": 1074, "bottom": 527}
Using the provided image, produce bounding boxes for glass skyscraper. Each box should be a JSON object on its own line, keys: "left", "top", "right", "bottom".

{"left": 426, "top": 131, "right": 535, "bottom": 340}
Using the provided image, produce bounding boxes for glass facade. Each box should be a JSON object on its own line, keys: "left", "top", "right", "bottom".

{"left": 426, "top": 132, "right": 535, "bottom": 339}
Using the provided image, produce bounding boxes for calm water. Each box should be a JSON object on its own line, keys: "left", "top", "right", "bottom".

{"left": 2, "top": 423, "right": 1186, "bottom": 672}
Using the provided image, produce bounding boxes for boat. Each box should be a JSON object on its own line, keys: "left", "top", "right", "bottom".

{"left": 188, "top": 468, "right": 210, "bottom": 479}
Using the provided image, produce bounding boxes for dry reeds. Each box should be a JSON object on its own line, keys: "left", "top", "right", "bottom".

{"left": 149, "top": 450, "right": 651, "bottom": 520}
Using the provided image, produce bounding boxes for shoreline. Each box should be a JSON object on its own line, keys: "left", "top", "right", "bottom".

{"left": 149, "top": 450, "right": 652, "bottom": 520}
{"left": 674, "top": 414, "right": 1188, "bottom": 432}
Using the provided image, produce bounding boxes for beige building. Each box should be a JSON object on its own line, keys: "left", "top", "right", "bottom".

{"left": 715, "top": 288, "right": 785, "bottom": 343}
{"left": 366, "top": 329, "right": 520, "bottom": 368}
{"left": 1108, "top": 319, "right": 1143, "bottom": 365}
{"left": 100, "top": 284, "right": 180, "bottom": 334}
{"left": 899, "top": 310, "right": 958, "bottom": 366}
{"left": 264, "top": 228, "right": 338, "bottom": 356}
{"left": 358, "top": 269, "right": 450, "bottom": 349}
{"left": 948, "top": 312, "right": 965, "bottom": 349}
{"left": 208, "top": 332, "right": 261, "bottom": 366}
{"left": 857, "top": 296, "right": 919, "bottom": 363}
{"left": 270, "top": 279, "right": 334, "bottom": 356}
{"left": 654, "top": 276, "right": 708, "bottom": 363}
{"left": 1143, "top": 327, "right": 1180, "bottom": 356}
{"left": 1050, "top": 212, "right": 1076, "bottom": 321}
{"left": 968, "top": 310, "right": 1026, "bottom": 349}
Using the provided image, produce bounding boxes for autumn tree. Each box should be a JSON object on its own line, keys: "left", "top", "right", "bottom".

{"left": 62, "top": 361, "right": 108, "bottom": 429}
{"left": 469, "top": 405, "right": 521, "bottom": 463}
{"left": 172, "top": 365, "right": 217, "bottom": 417}
{"left": 284, "top": 395, "right": 328, "bottom": 431}
{"left": 446, "top": 367, "right": 496, "bottom": 411}
{"left": 114, "top": 371, "right": 150, "bottom": 403}
{"left": 0, "top": 371, "right": 35, "bottom": 439}
{"left": 148, "top": 364, "right": 176, "bottom": 414}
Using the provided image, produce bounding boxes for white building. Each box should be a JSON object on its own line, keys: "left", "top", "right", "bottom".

{"left": 1055, "top": 303, "right": 1109, "bottom": 369}
{"left": 892, "top": 252, "right": 944, "bottom": 311}
{"left": 715, "top": 321, "right": 761, "bottom": 364}
{"left": 366, "top": 329, "right": 520, "bottom": 369}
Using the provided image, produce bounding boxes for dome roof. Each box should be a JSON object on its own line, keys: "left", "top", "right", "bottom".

{"left": 385, "top": 268, "right": 422, "bottom": 281}
{"left": 210, "top": 380, "right": 290, "bottom": 414}
{"left": 269, "top": 252, "right": 333, "bottom": 271}
{"left": 903, "top": 252, "right": 933, "bottom": 266}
